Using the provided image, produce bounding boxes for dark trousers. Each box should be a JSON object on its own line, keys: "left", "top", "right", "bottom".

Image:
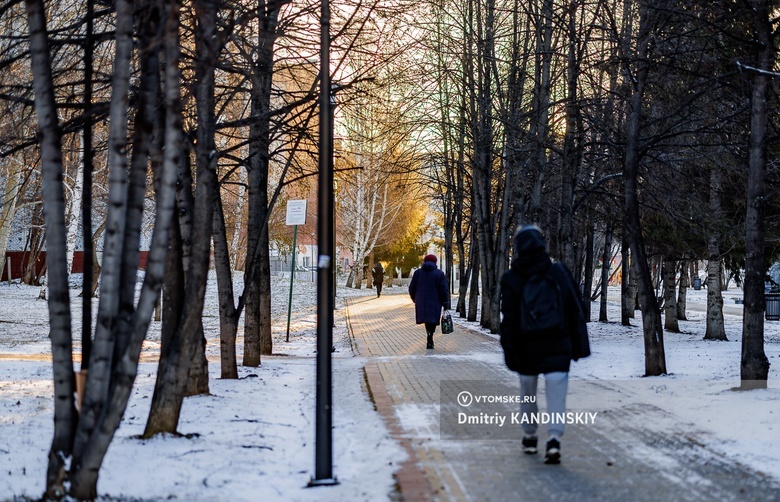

{"left": 425, "top": 322, "right": 437, "bottom": 334}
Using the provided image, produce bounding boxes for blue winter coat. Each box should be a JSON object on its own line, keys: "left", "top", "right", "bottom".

{"left": 409, "top": 261, "right": 451, "bottom": 324}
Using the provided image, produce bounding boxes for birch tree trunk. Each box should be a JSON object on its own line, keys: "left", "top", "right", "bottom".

{"left": 599, "top": 222, "right": 612, "bottom": 322}
{"left": 213, "top": 194, "right": 239, "bottom": 379}
{"left": 583, "top": 220, "right": 594, "bottom": 321}
{"left": 229, "top": 165, "right": 247, "bottom": 269}
{"left": 0, "top": 159, "right": 23, "bottom": 268}
{"left": 676, "top": 260, "right": 688, "bottom": 321}
{"left": 69, "top": 0, "right": 170, "bottom": 494}
{"left": 705, "top": 169, "right": 727, "bottom": 340}
{"left": 662, "top": 257, "right": 679, "bottom": 332}
{"left": 620, "top": 232, "right": 633, "bottom": 325}
{"left": 64, "top": 139, "right": 84, "bottom": 277}
{"left": 72, "top": 0, "right": 134, "bottom": 469}
{"left": 467, "top": 234, "right": 479, "bottom": 322}
{"left": 25, "top": 0, "right": 76, "bottom": 496}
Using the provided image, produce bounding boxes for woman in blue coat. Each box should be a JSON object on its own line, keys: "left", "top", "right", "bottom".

{"left": 409, "top": 254, "right": 451, "bottom": 349}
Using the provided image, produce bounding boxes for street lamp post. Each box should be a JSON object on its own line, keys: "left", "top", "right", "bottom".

{"left": 310, "top": 0, "right": 338, "bottom": 486}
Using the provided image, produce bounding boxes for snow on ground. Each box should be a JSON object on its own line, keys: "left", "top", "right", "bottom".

{"left": 0, "top": 274, "right": 407, "bottom": 501}
{"left": 1, "top": 274, "right": 780, "bottom": 500}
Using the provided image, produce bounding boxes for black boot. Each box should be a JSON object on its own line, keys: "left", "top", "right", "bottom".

{"left": 426, "top": 333, "right": 434, "bottom": 349}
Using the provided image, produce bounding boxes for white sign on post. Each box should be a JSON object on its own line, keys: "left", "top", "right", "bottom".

{"left": 286, "top": 200, "right": 307, "bottom": 226}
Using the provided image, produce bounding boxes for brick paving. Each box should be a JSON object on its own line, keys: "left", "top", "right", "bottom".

{"left": 347, "top": 293, "right": 780, "bottom": 502}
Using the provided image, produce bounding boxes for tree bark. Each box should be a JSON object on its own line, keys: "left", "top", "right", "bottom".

{"left": 184, "top": 0, "right": 220, "bottom": 395}
{"left": 243, "top": 0, "right": 283, "bottom": 363}
{"left": 620, "top": 231, "right": 633, "bottom": 325}
{"left": 70, "top": 0, "right": 169, "bottom": 493}
{"left": 705, "top": 169, "right": 727, "bottom": 340}
{"left": 662, "top": 257, "right": 679, "bottom": 332}
{"left": 467, "top": 232, "right": 479, "bottom": 322}
{"left": 25, "top": 0, "right": 77, "bottom": 496}
{"left": 525, "top": 0, "right": 553, "bottom": 223}
{"left": 676, "top": 260, "right": 688, "bottom": 321}
{"left": 213, "top": 194, "right": 239, "bottom": 379}
{"left": 740, "top": 0, "right": 771, "bottom": 387}
{"left": 599, "top": 222, "right": 613, "bottom": 322}
{"left": 71, "top": 0, "right": 135, "bottom": 485}
{"left": 144, "top": 0, "right": 208, "bottom": 436}
{"left": 583, "top": 220, "right": 594, "bottom": 321}
{"left": 622, "top": 0, "right": 666, "bottom": 376}
{"left": 558, "top": 0, "right": 581, "bottom": 273}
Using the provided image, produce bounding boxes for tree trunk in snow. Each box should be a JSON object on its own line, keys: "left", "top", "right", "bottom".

{"left": 622, "top": 0, "right": 666, "bottom": 376}
{"left": 583, "top": 221, "right": 594, "bottom": 321}
{"left": 243, "top": 0, "right": 281, "bottom": 363}
{"left": 229, "top": 166, "right": 247, "bottom": 269}
{"left": 65, "top": 140, "right": 84, "bottom": 278}
{"left": 740, "top": 0, "right": 771, "bottom": 387}
{"left": 662, "top": 257, "right": 679, "bottom": 332}
{"left": 69, "top": 0, "right": 168, "bottom": 496}
{"left": 143, "top": 0, "right": 207, "bottom": 437}
{"left": 620, "top": 232, "right": 633, "bottom": 325}
{"left": 704, "top": 168, "right": 727, "bottom": 340}
{"left": 467, "top": 234, "right": 479, "bottom": 323}
{"left": 25, "top": 0, "right": 77, "bottom": 496}
{"left": 705, "top": 257, "right": 727, "bottom": 340}
{"left": 213, "top": 194, "right": 238, "bottom": 379}
{"left": 599, "top": 222, "right": 612, "bottom": 322}
{"left": 676, "top": 260, "right": 688, "bottom": 321}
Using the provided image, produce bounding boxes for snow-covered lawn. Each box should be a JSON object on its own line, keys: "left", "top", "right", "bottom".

{"left": 0, "top": 274, "right": 407, "bottom": 501}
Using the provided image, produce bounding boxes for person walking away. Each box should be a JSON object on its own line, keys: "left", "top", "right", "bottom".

{"left": 499, "top": 225, "right": 590, "bottom": 464}
{"left": 372, "top": 262, "right": 385, "bottom": 297}
{"left": 409, "top": 254, "right": 451, "bottom": 349}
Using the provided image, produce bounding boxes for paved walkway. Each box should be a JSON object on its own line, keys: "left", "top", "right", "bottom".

{"left": 346, "top": 294, "right": 780, "bottom": 502}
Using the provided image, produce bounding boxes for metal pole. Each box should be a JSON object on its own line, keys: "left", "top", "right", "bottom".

{"left": 310, "top": 0, "right": 337, "bottom": 485}
{"left": 81, "top": 0, "right": 94, "bottom": 375}
{"left": 286, "top": 225, "right": 297, "bottom": 343}
{"left": 331, "top": 96, "right": 337, "bottom": 322}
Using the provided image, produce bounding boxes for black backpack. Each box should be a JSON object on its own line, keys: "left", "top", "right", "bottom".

{"left": 519, "top": 265, "right": 566, "bottom": 336}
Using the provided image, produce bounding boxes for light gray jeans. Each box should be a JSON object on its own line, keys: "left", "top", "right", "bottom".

{"left": 519, "top": 371, "right": 569, "bottom": 441}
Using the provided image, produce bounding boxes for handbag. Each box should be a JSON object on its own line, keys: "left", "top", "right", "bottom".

{"left": 440, "top": 310, "right": 453, "bottom": 334}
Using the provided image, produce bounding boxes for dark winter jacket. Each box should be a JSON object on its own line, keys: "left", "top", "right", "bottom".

{"left": 409, "top": 260, "right": 451, "bottom": 324}
{"left": 499, "top": 226, "right": 589, "bottom": 375}
{"left": 372, "top": 264, "right": 384, "bottom": 286}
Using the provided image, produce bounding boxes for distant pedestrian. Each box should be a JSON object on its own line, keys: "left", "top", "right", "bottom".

{"left": 409, "top": 254, "right": 451, "bottom": 349}
{"left": 372, "top": 263, "right": 385, "bottom": 297}
{"left": 499, "top": 225, "right": 590, "bottom": 464}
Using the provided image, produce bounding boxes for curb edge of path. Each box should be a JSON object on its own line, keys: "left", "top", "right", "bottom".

{"left": 364, "top": 363, "right": 436, "bottom": 502}
{"left": 344, "top": 297, "right": 436, "bottom": 501}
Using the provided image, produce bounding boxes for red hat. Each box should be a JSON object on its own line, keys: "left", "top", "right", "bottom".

{"left": 423, "top": 254, "right": 437, "bottom": 263}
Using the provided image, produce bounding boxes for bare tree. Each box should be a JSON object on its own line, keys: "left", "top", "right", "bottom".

{"left": 621, "top": 0, "right": 667, "bottom": 376}
{"left": 25, "top": 0, "right": 180, "bottom": 496}
{"left": 24, "top": 0, "right": 76, "bottom": 495}
{"left": 739, "top": 0, "right": 772, "bottom": 388}
{"left": 144, "top": 0, "right": 219, "bottom": 435}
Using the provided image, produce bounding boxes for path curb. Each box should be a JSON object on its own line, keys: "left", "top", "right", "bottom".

{"left": 364, "top": 363, "right": 436, "bottom": 501}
